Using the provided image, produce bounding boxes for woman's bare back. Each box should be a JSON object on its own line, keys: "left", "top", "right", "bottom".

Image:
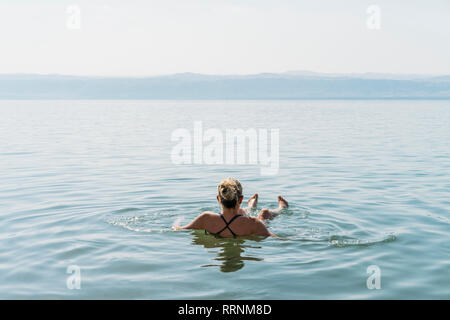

{"left": 202, "top": 212, "right": 271, "bottom": 238}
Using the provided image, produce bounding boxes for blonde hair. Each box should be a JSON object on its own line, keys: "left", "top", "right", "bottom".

{"left": 218, "top": 178, "right": 243, "bottom": 208}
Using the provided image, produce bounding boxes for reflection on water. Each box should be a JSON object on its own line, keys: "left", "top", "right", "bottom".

{"left": 191, "top": 231, "right": 263, "bottom": 273}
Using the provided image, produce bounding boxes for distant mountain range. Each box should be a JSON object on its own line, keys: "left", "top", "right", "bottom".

{"left": 0, "top": 71, "right": 449, "bottom": 99}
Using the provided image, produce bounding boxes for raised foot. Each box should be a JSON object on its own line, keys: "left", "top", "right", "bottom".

{"left": 278, "top": 195, "right": 288, "bottom": 209}
{"left": 247, "top": 193, "right": 258, "bottom": 209}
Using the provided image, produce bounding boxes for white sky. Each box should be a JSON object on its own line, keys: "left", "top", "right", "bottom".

{"left": 0, "top": 0, "right": 449, "bottom": 76}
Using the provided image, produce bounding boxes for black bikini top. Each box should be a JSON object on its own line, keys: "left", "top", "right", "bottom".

{"left": 206, "top": 213, "right": 242, "bottom": 238}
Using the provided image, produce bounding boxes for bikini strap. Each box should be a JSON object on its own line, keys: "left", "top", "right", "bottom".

{"left": 215, "top": 213, "right": 242, "bottom": 237}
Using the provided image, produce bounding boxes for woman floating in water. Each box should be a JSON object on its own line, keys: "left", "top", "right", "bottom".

{"left": 173, "top": 178, "right": 288, "bottom": 238}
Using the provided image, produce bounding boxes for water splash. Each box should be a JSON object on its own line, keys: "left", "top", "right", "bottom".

{"left": 328, "top": 233, "right": 397, "bottom": 247}
{"left": 107, "top": 211, "right": 177, "bottom": 233}
{"left": 172, "top": 217, "right": 185, "bottom": 229}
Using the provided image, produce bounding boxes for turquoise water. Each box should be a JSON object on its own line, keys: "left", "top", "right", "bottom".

{"left": 0, "top": 100, "right": 449, "bottom": 299}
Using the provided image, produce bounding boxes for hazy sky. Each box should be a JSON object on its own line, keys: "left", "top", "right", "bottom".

{"left": 1, "top": 0, "right": 449, "bottom": 76}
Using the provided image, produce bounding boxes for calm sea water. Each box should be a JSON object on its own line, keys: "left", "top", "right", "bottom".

{"left": 0, "top": 100, "right": 449, "bottom": 299}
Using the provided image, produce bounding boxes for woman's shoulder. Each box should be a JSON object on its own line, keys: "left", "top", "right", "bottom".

{"left": 239, "top": 215, "right": 262, "bottom": 225}
{"left": 199, "top": 211, "right": 219, "bottom": 219}
{"left": 201, "top": 211, "right": 217, "bottom": 216}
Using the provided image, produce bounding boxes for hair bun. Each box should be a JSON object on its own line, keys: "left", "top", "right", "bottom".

{"left": 218, "top": 178, "right": 242, "bottom": 202}
{"left": 220, "top": 186, "right": 235, "bottom": 201}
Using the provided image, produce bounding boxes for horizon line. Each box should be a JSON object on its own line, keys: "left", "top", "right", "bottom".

{"left": 0, "top": 70, "right": 448, "bottom": 79}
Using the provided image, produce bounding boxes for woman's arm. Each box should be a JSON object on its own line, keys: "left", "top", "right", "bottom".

{"left": 173, "top": 212, "right": 209, "bottom": 230}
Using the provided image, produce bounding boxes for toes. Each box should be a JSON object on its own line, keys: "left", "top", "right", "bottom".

{"left": 278, "top": 195, "right": 288, "bottom": 207}
{"left": 248, "top": 194, "right": 258, "bottom": 205}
